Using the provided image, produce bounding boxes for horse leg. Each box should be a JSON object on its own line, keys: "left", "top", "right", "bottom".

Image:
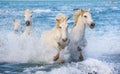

{"left": 53, "top": 42, "right": 65, "bottom": 62}
{"left": 79, "top": 51, "right": 84, "bottom": 61}
{"left": 53, "top": 42, "right": 62, "bottom": 61}
{"left": 60, "top": 57, "right": 65, "bottom": 63}
{"left": 77, "top": 47, "right": 84, "bottom": 61}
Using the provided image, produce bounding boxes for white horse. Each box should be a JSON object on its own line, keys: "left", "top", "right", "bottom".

{"left": 13, "top": 19, "right": 23, "bottom": 34}
{"left": 68, "top": 9, "right": 95, "bottom": 61}
{"left": 40, "top": 13, "right": 69, "bottom": 63}
{"left": 23, "top": 9, "right": 33, "bottom": 35}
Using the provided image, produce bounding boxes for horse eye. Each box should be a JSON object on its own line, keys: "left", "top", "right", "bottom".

{"left": 59, "top": 26, "right": 62, "bottom": 29}
{"left": 84, "top": 15, "right": 87, "bottom": 18}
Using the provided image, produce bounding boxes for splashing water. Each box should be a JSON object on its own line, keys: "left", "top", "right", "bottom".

{"left": 0, "top": 0, "right": 120, "bottom": 74}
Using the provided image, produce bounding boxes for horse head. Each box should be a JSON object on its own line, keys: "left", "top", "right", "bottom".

{"left": 55, "top": 13, "right": 69, "bottom": 42}
{"left": 73, "top": 9, "right": 95, "bottom": 29}
{"left": 13, "top": 19, "right": 21, "bottom": 32}
{"left": 23, "top": 9, "right": 33, "bottom": 26}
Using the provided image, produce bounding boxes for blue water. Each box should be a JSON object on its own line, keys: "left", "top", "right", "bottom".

{"left": 0, "top": 0, "right": 120, "bottom": 74}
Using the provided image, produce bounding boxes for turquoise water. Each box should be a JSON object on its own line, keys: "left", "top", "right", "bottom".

{"left": 0, "top": 0, "right": 120, "bottom": 74}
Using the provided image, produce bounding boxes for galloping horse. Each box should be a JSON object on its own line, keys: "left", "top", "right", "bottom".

{"left": 13, "top": 19, "right": 23, "bottom": 34}
{"left": 68, "top": 9, "right": 95, "bottom": 61}
{"left": 40, "top": 13, "right": 69, "bottom": 63}
{"left": 23, "top": 9, "right": 33, "bottom": 35}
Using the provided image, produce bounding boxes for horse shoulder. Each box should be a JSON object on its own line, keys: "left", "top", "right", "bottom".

{"left": 50, "top": 29, "right": 60, "bottom": 41}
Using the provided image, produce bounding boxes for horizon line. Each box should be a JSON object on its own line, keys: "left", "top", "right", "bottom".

{"left": 0, "top": 0, "right": 112, "bottom": 1}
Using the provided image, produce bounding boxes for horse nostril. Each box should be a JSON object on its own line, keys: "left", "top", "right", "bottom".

{"left": 90, "top": 23, "right": 95, "bottom": 29}
{"left": 62, "top": 38, "right": 67, "bottom": 42}
{"left": 26, "top": 21, "right": 30, "bottom": 26}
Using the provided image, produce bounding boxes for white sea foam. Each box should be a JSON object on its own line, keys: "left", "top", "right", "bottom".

{"left": 0, "top": 1, "right": 119, "bottom": 74}
{"left": 0, "top": 29, "right": 117, "bottom": 74}
{"left": 0, "top": 31, "right": 69, "bottom": 64}
{"left": 0, "top": 25, "right": 120, "bottom": 64}
{"left": 84, "top": 26, "right": 120, "bottom": 58}
{"left": 111, "top": 7, "right": 120, "bottom": 10}
{"left": 22, "top": 58, "right": 114, "bottom": 74}
{"left": 33, "top": 9, "right": 52, "bottom": 13}
{"left": 94, "top": 7, "right": 106, "bottom": 13}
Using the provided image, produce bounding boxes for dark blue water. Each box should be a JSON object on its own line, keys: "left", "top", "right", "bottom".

{"left": 0, "top": 0, "right": 120, "bottom": 74}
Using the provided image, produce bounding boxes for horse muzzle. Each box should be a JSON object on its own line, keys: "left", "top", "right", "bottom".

{"left": 26, "top": 21, "right": 31, "bottom": 26}
{"left": 90, "top": 23, "right": 95, "bottom": 29}
{"left": 62, "top": 38, "right": 68, "bottom": 42}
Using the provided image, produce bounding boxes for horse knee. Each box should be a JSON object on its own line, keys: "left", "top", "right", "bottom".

{"left": 77, "top": 47, "right": 82, "bottom": 51}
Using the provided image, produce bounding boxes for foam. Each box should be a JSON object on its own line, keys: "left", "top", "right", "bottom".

{"left": 84, "top": 26, "right": 120, "bottom": 58}
{"left": 22, "top": 58, "right": 114, "bottom": 74}
{"left": 0, "top": 31, "right": 69, "bottom": 64}
{"left": 0, "top": 1, "right": 119, "bottom": 73}
{"left": 33, "top": 9, "right": 52, "bottom": 13}
{"left": 0, "top": 24, "right": 120, "bottom": 64}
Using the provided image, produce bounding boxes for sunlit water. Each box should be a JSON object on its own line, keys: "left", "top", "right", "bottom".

{"left": 0, "top": 0, "right": 120, "bottom": 74}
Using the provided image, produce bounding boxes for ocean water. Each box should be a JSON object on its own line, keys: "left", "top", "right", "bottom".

{"left": 0, "top": 0, "right": 120, "bottom": 74}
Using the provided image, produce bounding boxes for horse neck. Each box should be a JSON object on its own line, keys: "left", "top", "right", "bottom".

{"left": 73, "top": 17, "right": 86, "bottom": 35}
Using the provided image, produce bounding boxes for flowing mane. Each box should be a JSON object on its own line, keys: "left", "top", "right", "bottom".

{"left": 73, "top": 9, "right": 88, "bottom": 27}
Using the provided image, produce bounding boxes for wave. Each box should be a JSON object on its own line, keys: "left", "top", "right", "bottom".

{"left": 23, "top": 58, "right": 114, "bottom": 74}
{"left": 0, "top": 25, "right": 120, "bottom": 63}
{"left": 33, "top": 9, "right": 52, "bottom": 13}
{"left": 0, "top": 27, "right": 118, "bottom": 74}
{"left": 0, "top": 31, "right": 69, "bottom": 64}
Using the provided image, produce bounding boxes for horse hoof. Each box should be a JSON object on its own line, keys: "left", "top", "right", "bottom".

{"left": 79, "top": 56, "right": 84, "bottom": 61}
{"left": 53, "top": 55, "right": 59, "bottom": 61}
{"left": 61, "top": 58, "right": 65, "bottom": 63}
{"left": 53, "top": 58, "right": 58, "bottom": 61}
{"left": 61, "top": 60, "right": 64, "bottom": 63}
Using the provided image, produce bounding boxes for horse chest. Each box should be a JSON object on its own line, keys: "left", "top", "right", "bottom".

{"left": 70, "top": 27, "right": 84, "bottom": 42}
{"left": 53, "top": 30, "right": 61, "bottom": 41}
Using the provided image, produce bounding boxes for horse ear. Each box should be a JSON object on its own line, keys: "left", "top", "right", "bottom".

{"left": 56, "top": 19, "right": 60, "bottom": 28}
{"left": 67, "top": 17, "right": 70, "bottom": 21}
{"left": 56, "top": 19, "right": 60, "bottom": 23}
{"left": 56, "top": 14, "right": 61, "bottom": 23}
{"left": 81, "top": 9, "right": 84, "bottom": 12}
